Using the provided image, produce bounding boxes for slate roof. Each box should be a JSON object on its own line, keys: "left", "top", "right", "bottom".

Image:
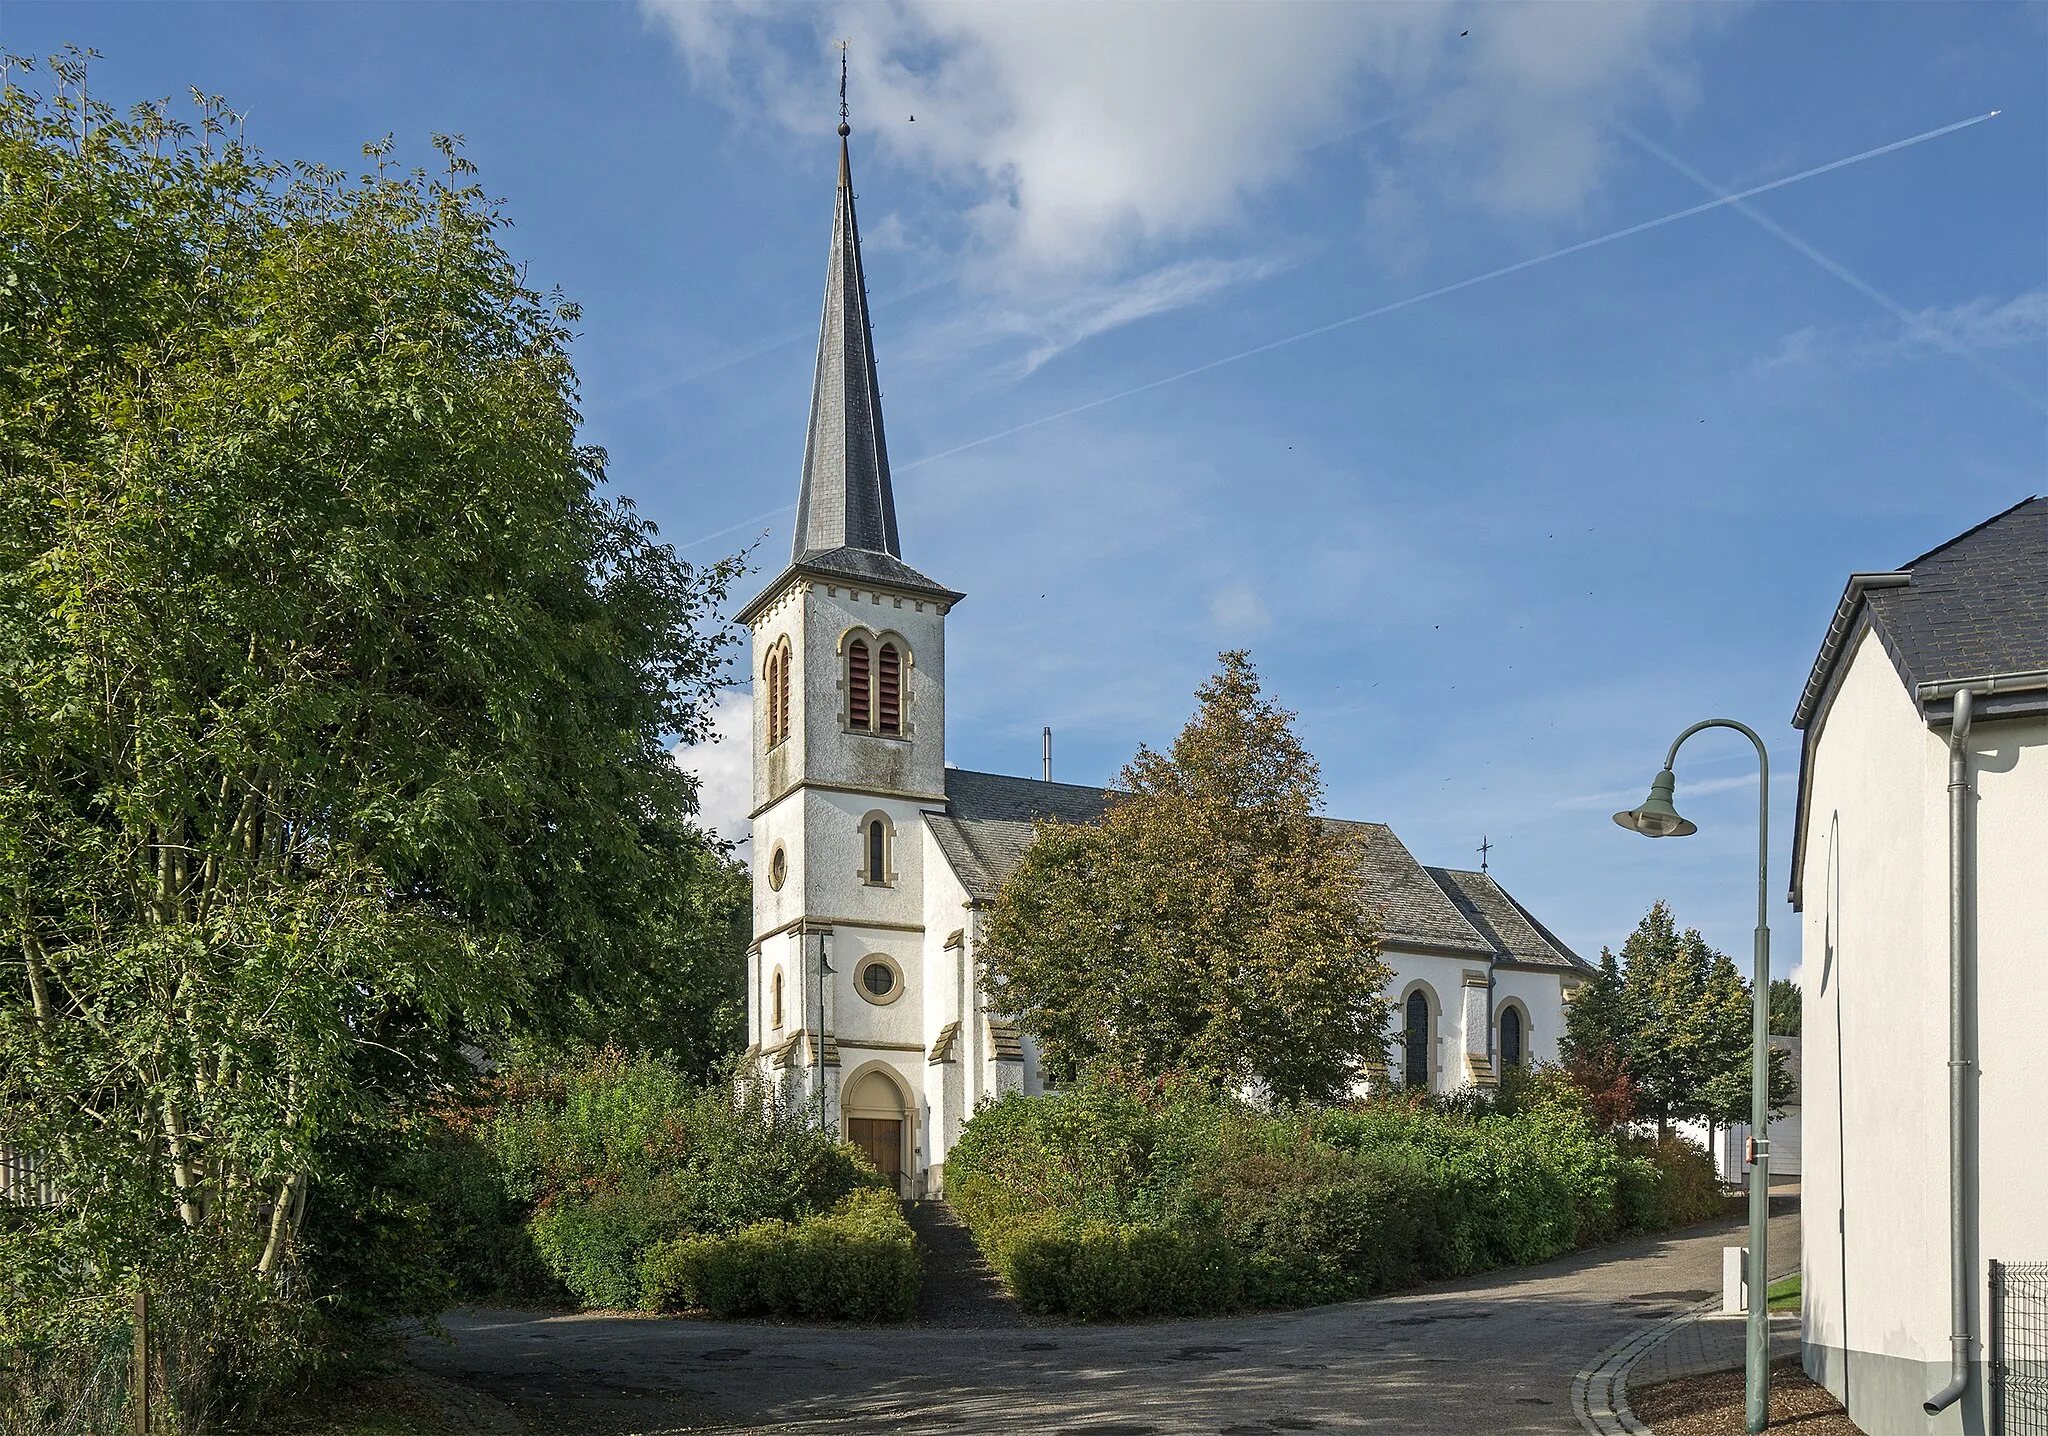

{"left": 1423, "top": 866, "right": 1587, "bottom": 971}
{"left": 924, "top": 769, "right": 1590, "bottom": 973}
{"left": 1790, "top": 496, "right": 2048, "bottom": 908}
{"left": 734, "top": 136, "right": 961, "bottom": 628}
{"left": 794, "top": 136, "right": 900, "bottom": 562}
{"left": 1328, "top": 820, "right": 1490, "bottom": 955}
{"left": 924, "top": 769, "right": 1107, "bottom": 902}
{"left": 1794, "top": 495, "right": 2048, "bottom": 731}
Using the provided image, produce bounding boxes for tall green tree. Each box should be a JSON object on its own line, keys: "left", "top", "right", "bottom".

{"left": 1768, "top": 977, "right": 1801, "bottom": 1037}
{"left": 1563, "top": 902, "right": 1790, "bottom": 1137}
{"left": 0, "top": 55, "right": 739, "bottom": 1357}
{"left": 980, "top": 652, "right": 1389, "bottom": 1103}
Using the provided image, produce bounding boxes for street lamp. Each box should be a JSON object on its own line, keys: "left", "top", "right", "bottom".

{"left": 1614, "top": 719, "right": 1774, "bottom": 1436}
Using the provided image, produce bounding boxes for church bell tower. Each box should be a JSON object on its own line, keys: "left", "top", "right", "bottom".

{"left": 734, "top": 112, "right": 962, "bottom": 1176}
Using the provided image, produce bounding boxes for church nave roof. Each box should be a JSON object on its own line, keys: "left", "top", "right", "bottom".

{"left": 926, "top": 768, "right": 1588, "bottom": 974}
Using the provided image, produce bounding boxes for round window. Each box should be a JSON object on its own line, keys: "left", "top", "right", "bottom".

{"left": 860, "top": 960, "right": 897, "bottom": 1000}
{"left": 767, "top": 844, "right": 787, "bottom": 891}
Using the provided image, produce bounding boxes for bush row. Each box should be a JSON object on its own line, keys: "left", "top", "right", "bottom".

{"left": 947, "top": 1070, "right": 1728, "bottom": 1321}
{"left": 640, "top": 1187, "right": 920, "bottom": 1321}
{"left": 450, "top": 1049, "right": 891, "bottom": 1312}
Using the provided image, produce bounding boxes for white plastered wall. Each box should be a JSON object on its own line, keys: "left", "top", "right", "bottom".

{"left": 919, "top": 824, "right": 976, "bottom": 1184}
{"left": 1379, "top": 949, "right": 1485, "bottom": 1090}
{"left": 1798, "top": 625, "right": 2048, "bottom": 1435}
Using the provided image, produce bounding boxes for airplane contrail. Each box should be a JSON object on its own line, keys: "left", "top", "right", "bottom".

{"left": 895, "top": 109, "right": 2004, "bottom": 474}
{"left": 677, "top": 109, "right": 2001, "bottom": 550}
{"left": 1612, "top": 118, "right": 2044, "bottom": 413}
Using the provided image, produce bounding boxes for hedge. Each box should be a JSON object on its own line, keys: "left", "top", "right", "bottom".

{"left": 640, "top": 1188, "right": 921, "bottom": 1321}
{"left": 469, "top": 1051, "right": 891, "bottom": 1311}
{"left": 948, "top": 1069, "right": 1733, "bottom": 1320}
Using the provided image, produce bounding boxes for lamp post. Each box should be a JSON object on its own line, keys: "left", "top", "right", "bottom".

{"left": 1614, "top": 719, "right": 1773, "bottom": 1436}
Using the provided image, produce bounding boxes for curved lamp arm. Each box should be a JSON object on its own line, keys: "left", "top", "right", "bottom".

{"left": 1662, "top": 719, "right": 1769, "bottom": 934}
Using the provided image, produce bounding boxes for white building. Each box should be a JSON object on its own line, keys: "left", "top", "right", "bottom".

{"left": 739, "top": 127, "right": 1591, "bottom": 1198}
{"left": 1705, "top": 1035, "right": 1801, "bottom": 1184}
{"left": 1792, "top": 496, "right": 2048, "bottom": 1435}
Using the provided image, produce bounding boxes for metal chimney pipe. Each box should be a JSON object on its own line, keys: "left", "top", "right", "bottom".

{"left": 1042, "top": 727, "right": 1052, "bottom": 782}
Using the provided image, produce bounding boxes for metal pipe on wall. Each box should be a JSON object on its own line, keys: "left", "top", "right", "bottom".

{"left": 1925, "top": 687, "right": 1974, "bottom": 1416}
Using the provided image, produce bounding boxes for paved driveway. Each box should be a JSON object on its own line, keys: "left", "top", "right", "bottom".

{"left": 408, "top": 1203, "right": 1798, "bottom": 1436}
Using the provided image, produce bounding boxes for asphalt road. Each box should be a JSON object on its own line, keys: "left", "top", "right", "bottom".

{"left": 407, "top": 1201, "right": 1800, "bottom": 1436}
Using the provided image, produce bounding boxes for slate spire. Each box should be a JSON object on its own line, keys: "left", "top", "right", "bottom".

{"left": 792, "top": 125, "right": 901, "bottom": 561}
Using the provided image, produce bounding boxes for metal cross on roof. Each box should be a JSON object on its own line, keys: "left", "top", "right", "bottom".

{"left": 1477, "top": 835, "right": 1491, "bottom": 873}
{"left": 836, "top": 39, "right": 849, "bottom": 132}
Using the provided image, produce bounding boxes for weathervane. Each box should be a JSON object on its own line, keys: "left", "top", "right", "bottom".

{"left": 835, "top": 39, "right": 850, "bottom": 136}
{"left": 1477, "top": 835, "right": 1491, "bottom": 874}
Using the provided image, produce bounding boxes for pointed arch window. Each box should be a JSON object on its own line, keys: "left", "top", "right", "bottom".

{"left": 1500, "top": 1006, "right": 1526, "bottom": 1070}
{"left": 771, "top": 969, "right": 785, "bottom": 1030}
{"left": 1403, "top": 989, "right": 1433, "bottom": 1089}
{"left": 877, "top": 644, "right": 901, "bottom": 735}
{"left": 847, "top": 639, "right": 871, "bottom": 730}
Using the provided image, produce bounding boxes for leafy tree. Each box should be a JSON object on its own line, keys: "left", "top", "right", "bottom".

{"left": 1768, "top": 977, "right": 1801, "bottom": 1037}
{"left": 0, "top": 53, "right": 739, "bottom": 1381}
{"left": 1560, "top": 949, "right": 1640, "bottom": 1128}
{"left": 979, "top": 652, "right": 1390, "bottom": 1103}
{"left": 1563, "top": 902, "right": 1789, "bottom": 1138}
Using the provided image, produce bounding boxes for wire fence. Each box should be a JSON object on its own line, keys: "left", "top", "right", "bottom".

{"left": 0, "top": 1324, "right": 135, "bottom": 1436}
{"left": 1995, "top": 1260, "right": 2048, "bottom": 1436}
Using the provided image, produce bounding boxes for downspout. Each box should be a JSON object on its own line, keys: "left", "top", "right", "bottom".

{"left": 1925, "top": 687, "right": 1973, "bottom": 1416}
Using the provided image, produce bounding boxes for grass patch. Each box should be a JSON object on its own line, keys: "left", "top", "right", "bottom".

{"left": 1766, "top": 1271, "right": 1800, "bottom": 1311}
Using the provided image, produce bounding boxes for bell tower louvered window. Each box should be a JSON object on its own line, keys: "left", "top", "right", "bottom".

{"left": 877, "top": 644, "right": 901, "bottom": 734}
{"left": 764, "top": 642, "right": 794, "bottom": 746}
{"left": 777, "top": 641, "right": 791, "bottom": 743}
{"left": 847, "top": 639, "right": 871, "bottom": 730}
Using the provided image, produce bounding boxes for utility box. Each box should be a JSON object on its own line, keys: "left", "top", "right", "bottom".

{"left": 1723, "top": 1246, "right": 1749, "bottom": 1315}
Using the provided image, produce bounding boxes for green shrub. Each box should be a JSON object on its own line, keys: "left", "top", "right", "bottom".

{"left": 479, "top": 1051, "right": 884, "bottom": 1309}
{"left": 947, "top": 1069, "right": 1732, "bottom": 1321}
{"left": 640, "top": 1188, "right": 920, "bottom": 1321}
{"left": 1616, "top": 1135, "right": 1725, "bottom": 1231}
{"left": 989, "top": 1217, "right": 1240, "bottom": 1321}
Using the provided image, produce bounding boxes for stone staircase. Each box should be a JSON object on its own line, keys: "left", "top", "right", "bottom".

{"left": 903, "top": 1200, "right": 1029, "bottom": 1328}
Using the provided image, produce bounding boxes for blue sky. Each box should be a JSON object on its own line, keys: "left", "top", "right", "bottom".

{"left": 14, "top": 2, "right": 2045, "bottom": 980}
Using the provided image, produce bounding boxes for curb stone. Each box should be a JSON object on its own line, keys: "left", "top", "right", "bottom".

{"left": 1571, "top": 1298, "right": 1717, "bottom": 1434}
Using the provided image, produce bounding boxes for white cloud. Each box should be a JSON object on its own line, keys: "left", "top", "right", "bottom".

{"left": 673, "top": 689, "right": 754, "bottom": 855}
{"left": 1758, "top": 287, "right": 2048, "bottom": 375}
{"left": 643, "top": 1, "right": 1705, "bottom": 285}
{"left": 1208, "top": 580, "right": 1271, "bottom": 635}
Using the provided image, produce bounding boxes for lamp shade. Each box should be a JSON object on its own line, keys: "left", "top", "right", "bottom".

{"left": 1613, "top": 769, "right": 1697, "bottom": 838}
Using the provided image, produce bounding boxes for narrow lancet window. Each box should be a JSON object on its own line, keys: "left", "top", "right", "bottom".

{"left": 867, "top": 818, "right": 886, "bottom": 885}
{"left": 848, "top": 640, "right": 871, "bottom": 730}
{"left": 1404, "top": 991, "right": 1430, "bottom": 1088}
{"left": 1501, "top": 1008, "right": 1524, "bottom": 1069}
{"left": 877, "top": 644, "right": 901, "bottom": 734}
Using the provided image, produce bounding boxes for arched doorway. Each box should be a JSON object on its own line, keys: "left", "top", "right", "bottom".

{"left": 842, "top": 1066, "right": 907, "bottom": 1195}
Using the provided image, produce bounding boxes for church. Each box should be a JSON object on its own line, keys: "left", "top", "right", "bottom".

{"left": 739, "top": 125, "right": 1594, "bottom": 1197}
